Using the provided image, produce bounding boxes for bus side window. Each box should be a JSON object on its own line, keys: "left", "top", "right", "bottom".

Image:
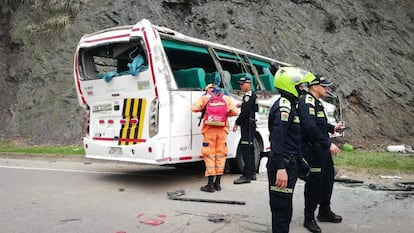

{"left": 173, "top": 68, "right": 206, "bottom": 89}
{"left": 259, "top": 73, "right": 275, "bottom": 91}
{"left": 222, "top": 71, "right": 233, "bottom": 90}
{"left": 205, "top": 71, "right": 216, "bottom": 86}
{"left": 231, "top": 73, "right": 254, "bottom": 91}
{"left": 205, "top": 71, "right": 224, "bottom": 87}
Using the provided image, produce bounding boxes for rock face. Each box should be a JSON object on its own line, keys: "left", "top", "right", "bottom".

{"left": 0, "top": 0, "right": 413, "bottom": 148}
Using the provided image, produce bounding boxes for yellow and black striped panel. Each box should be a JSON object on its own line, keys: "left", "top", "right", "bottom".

{"left": 119, "top": 98, "right": 147, "bottom": 145}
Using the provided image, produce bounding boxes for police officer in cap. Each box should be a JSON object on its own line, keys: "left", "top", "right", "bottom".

{"left": 298, "top": 74, "right": 344, "bottom": 233}
{"left": 233, "top": 75, "right": 257, "bottom": 184}
{"left": 267, "top": 67, "right": 313, "bottom": 233}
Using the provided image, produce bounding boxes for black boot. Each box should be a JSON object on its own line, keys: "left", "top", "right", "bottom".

{"left": 304, "top": 213, "right": 321, "bottom": 233}
{"left": 214, "top": 175, "right": 222, "bottom": 191}
{"left": 200, "top": 176, "right": 215, "bottom": 192}
{"left": 233, "top": 176, "right": 251, "bottom": 184}
{"left": 317, "top": 208, "right": 342, "bottom": 223}
{"left": 251, "top": 173, "right": 257, "bottom": 180}
{"left": 304, "top": 219, "right": 321, "bottom": 233}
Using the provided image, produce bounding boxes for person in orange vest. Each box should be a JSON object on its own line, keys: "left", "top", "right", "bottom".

{"left": 192, "top": 84, "right": 238, "bottom": 192}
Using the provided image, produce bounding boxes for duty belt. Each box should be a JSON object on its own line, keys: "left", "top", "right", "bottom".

{"left": 284, "top": 154, "right": 298, "bottom": 162}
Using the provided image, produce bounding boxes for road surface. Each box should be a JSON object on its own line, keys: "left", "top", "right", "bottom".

{"left": 0, "top": 154, "right": 413, "bottom": 233}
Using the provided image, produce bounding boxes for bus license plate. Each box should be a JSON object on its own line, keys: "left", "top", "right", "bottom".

{"left": 109, "top": 147, "right": 122, "bottom": 155}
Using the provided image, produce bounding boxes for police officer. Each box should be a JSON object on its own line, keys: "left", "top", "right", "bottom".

{"left": 233, "top": 76, "right": 257, "bottom": 184}
{"left": 267, "top": 67, "right": 313, "bottom": 233}
{"left": 299, "top": 74, "right": 343, "bottom": 233}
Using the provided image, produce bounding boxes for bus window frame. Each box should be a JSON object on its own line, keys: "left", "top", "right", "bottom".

{"left": 78, "top": 39, "right": 148, "bottom": 81}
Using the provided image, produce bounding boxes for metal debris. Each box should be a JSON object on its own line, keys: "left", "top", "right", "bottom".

{"left": 208, "top": 214, "right": 226, "bottom": 223}
{"left": 167, "top": 190, "right": 246, "bottom": 205}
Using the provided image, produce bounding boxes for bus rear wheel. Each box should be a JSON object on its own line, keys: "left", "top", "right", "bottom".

{"left": 229, "top": 138, "right": 261, "bottom": 174}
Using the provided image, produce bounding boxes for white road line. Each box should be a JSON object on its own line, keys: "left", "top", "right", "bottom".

{"left": 0, "top": 164, "right": 131, "bottom": 175}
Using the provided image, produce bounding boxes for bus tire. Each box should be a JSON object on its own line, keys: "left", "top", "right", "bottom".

{"left": 230, "top": 138, "right": 262, "bottom": 174}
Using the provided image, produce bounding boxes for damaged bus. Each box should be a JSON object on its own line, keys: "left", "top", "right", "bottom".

{"left": 73, "top": 19, "right": 342, "bottom": 172}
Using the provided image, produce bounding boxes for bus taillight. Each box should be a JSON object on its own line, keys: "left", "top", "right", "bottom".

{"left": 149, "top": 97, "right": 159, "bottom": 137}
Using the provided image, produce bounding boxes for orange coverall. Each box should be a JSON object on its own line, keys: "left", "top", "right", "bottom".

{"left": 191, "top": 94, "right": 238, "bottom": 176}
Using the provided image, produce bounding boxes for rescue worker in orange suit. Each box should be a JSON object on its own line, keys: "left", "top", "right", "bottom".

{"left": 298, "top": 74, "right": 344, "bottom": 233}
{"left": 233, "top": 76, "right": 258, "bottom": 184}
{"left": 267, "top": 67, "right": 313, "bottom": 233}
{"left": 191, "top": 84, "right": 238, "bottom": 192}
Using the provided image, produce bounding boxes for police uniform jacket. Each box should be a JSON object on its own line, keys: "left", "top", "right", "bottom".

{"left": 235, "top": 90, "right": 257, "bottom": 128}
{"left": 298, "top": 93, "right": 335, "bottom": 149}
{"left": 268, "top": 95, "right": 302, "bottom": 170}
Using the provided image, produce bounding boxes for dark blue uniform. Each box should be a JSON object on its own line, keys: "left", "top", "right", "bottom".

{"left": 266, "top": 95, "right": 302, "bottom": 233}
{"left": 298, "top": 93, "right": 335, "bottom": 220}
{"left": 235, "top": 90, "right": 257, "bottom": 179}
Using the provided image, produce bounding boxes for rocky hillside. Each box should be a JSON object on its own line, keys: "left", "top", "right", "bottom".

{"left": 0, "top": 0, "right": 413, "bottom": 149}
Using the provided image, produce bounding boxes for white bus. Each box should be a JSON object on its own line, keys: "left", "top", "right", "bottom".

{"left": 73, "top": 19, "right": 341, "bottom": 172}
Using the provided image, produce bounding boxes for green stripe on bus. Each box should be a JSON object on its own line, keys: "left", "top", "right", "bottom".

{"left": 162, "top": 40, "right": 209, "bottom": 54}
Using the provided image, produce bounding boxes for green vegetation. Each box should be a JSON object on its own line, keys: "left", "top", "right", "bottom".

{"left": 333, "top": 150, "right": 414, "bottom": 173}
{"left": 0, "top": 140, "right": 413, "bottom": 173}
{"left": 1, "top": 0, "right": 80, "bottom": 32}
{"left": 0, "top": 140, "right": 84, "bottom": 156}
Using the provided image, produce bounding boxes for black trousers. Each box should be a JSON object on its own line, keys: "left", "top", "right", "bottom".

{"left": 267, "top": 159, "right": 298, "bottom": 233}
{"left": 304, "top": 143, "right": 335, "bottom": 218}
{"left": 240, "top": 123, "right": 256, "bottom": 178}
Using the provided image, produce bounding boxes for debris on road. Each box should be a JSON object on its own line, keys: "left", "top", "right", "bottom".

{"left": 207, "top": 214, "right": 226, "bottom": 223}
{"left": 368, "top": 183, "right": 411, "bottom": 191}
{"left": 342, "top": 143, "right": 354, "bottom": 151}
{"left": 167, "top": 190, "right": 246, "bottom": 205}
{"left": 395, "top": 182, "right": 414, "bottom": 190}
{"left": 386, "top": 144, "right": 414, "bottom": 154}
{"left": 335, "top": 176, "right": 364, "bottom": 184}
{"left": 379, "top": 175, "right": 402, "bottom": 179}
{"left": 139, "top": 217, "right": 165, "bottom": 226}
{"left": 136, "top": 213, "right": 165, "bottom": 226}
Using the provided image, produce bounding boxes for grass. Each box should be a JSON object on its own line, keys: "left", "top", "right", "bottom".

{"left": 0, "top": 140, "right": 413, "bottom": 173}
{"left": 0, "top": 140, "right": 84, "bottom": 156}
{"left": 333, "top": 150, "right": 414, "bottom": 173}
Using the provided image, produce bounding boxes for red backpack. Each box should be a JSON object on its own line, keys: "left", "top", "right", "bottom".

{"left": 204, "top": 93, "right": 228, "bottom": 126}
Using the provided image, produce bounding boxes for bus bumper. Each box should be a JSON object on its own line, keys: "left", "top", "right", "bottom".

{"left": 83, "top": 137, "right": 170, "bottom": 165}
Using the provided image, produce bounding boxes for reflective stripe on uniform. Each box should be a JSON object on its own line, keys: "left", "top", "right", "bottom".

{"left": 310, "top": 167, "right": 322, "bottom": 173}
{"left": 305, "top": 95, "right": 315, "bottom": 106}
{"left": 293, "top": 116, "right": 300, "bottom": 123}
{"left": 317, "top": 111, "right": 325, "bottom": 118}
{"left": 270, "top": 186, "right": 293, "bottom": 194}
{"left": 240, "top": 140, "right": 253, "bottom": 145}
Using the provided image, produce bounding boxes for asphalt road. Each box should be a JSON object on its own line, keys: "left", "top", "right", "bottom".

{"left": 0, "top": 155, "right": 413, "bottom": 233}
